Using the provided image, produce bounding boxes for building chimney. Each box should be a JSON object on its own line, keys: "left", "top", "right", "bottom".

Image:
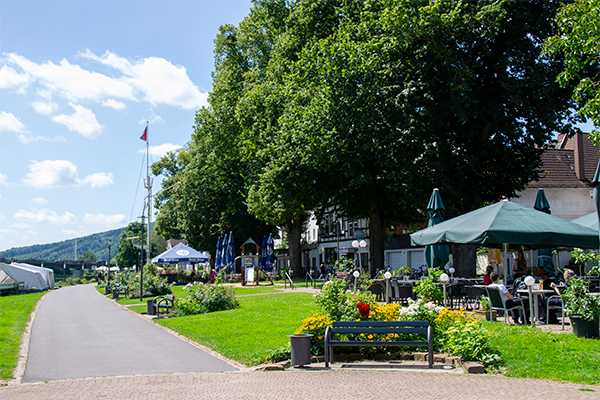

{"left": 574, "top": 132, "right": 585, "bottom": 181}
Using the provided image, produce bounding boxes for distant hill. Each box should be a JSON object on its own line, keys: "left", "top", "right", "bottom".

{"left": 0, "top": 228, "right": 125, "bottom": 262}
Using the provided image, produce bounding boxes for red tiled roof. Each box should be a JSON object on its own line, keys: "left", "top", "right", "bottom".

{"left": 530, "top": 134, "right": 600, "bottom": 188}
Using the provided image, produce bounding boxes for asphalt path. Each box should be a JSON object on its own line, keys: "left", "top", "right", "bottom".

{"left": 21, "top": 284, "right": 238, "bottom": 383}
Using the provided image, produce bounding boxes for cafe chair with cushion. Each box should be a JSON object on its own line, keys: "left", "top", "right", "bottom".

{"left": 486, "top": 286, "right": 525, "bottom": 324}
{"left": 546, "top": 295, "right": 565, "bottom": 330}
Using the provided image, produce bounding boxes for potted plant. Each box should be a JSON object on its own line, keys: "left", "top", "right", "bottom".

{"left": 399, "top": 265, "right": 412, "bottom": 280}
{"left": 474, "top": 295, "right": 496, "bottom": 321}
{"left": 562, "top": 277, "right": 600, "bottom": 338}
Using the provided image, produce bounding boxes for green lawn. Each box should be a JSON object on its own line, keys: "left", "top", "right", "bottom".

{"left": 0, "top": 292, "right": 44, "bottom": 381}
{"left": 156, "top": 292, "right": 317, "bottom": 366}
{"left": 485, "top": 322, "right": 600, "bottom": 385}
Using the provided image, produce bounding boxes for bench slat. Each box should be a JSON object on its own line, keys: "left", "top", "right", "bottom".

{"left": 332, "top": 321, "right": 428, "bottom": 327}
{"left": 332, "top": 327, "right": 428, "bottom": 335}
{"left": 327, "top": 341, "right": 429, "bottom": 347}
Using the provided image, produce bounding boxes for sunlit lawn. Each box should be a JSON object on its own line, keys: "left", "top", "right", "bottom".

{"left": 0, "top": 292, "right": 44, "bottom": 381}
{"left": 156, "top": 292, "right": 317, "bottom": 366}
{"left": 485, "top": 321, "right": 600, "bottom": 385}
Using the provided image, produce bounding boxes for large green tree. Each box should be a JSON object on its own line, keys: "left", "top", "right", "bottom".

{"left": 253, "top": 0, "right": 581, "bottom": 277}
{"left": 544, "top": 0, "right": 600, "bottom": 142}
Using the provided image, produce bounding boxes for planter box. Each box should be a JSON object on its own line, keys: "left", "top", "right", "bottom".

{"left": 473, "top": 310, "right": 497, "bottom": 321}
{"left": 570, "top": 316, "right": 600, "bottom": 339}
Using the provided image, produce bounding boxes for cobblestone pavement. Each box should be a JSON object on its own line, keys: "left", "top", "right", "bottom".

{"left": 1, "top": 368, "right": 598, "bottom": 400}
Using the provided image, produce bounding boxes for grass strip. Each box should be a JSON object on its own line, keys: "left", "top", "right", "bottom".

{"left": 485, "top": 321, "right": 600, "bottom": 385}
{"left": 156, "top": 292, "right": 317, "bottom": 366}
{"left": 0, "top": 292, "right": 44, "bottom": 381}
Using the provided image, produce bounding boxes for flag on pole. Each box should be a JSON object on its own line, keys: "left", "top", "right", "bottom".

{"left": 140, "top": 126, "right": 148, "bottom": 141}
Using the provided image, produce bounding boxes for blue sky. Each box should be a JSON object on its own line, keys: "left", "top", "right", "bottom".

{"left": 0, "top": 0, "right": 252, "bottom": 251}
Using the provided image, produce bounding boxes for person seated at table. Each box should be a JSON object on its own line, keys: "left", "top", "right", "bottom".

{"left": 489, "top": 271, "right": 530, "bottom": 324}
{"left": 483, "top": 265, "right": 494, "bottom": 285}
{"left": 546, "top": 269, "right": 575, "bottom": 324}
{"left": 532, "top": 266, "right": 546, "bottom": 282}
{"left": 512, "top": 250, "right": 528, "bottom": 280}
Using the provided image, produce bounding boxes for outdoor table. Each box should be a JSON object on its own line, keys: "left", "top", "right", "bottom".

{"left": 517, "top": 289, "right": 555, "bottom": 324}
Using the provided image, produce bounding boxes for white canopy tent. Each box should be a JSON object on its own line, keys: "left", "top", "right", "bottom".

{"left": 13, "top": 262, "right": 55, "bottom": 289}
{"left": 0, "top": 263, "right": 48, "bottom": 291}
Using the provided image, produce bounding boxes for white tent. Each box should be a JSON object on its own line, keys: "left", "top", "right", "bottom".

{"left": 0, "top": 268, "right": 14, "bottom": 284}
{"left": 0, "top": 263, "right": 48, "bottom": 290}
{"left": 13, "top": 263, "right": 55, "bottom": 289}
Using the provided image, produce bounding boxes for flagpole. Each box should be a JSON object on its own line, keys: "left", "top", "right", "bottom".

{"left": 144, "top": 122, "right": 152, "bottom": 267}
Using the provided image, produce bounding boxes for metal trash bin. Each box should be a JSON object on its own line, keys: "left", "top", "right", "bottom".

{"left": 147, "top": 299, "right": 156, "bottom": 315}
{"left": 112, "top": 289, "right": 119, "bottom": 299}
{"left": 288, "top": 334, "right": 313, "bottom": 367}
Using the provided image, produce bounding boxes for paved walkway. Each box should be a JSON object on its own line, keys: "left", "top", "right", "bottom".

{"left": 20, "top": 284, "right": 237, "bottom": 383}
{"left": 2, "top": 369, "right": 599, "bottom": 399}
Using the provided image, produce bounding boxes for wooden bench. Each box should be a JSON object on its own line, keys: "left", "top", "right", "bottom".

{"left": 324, "top": 320, "right": 433, "bottom": 368}
{"left": 153, "top": 294, "right": 175, "bottom": 316}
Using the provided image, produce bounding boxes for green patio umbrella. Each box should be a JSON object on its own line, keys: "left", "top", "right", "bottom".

{"left": 534, "top": 189, "right": 556, "bottom": 277}
{"left": 410, "top": 200, "right": 599, "bottom": 249}
{"left": 424, "top": 189, "right": 450, "bottom": 269}
{"left": 572, "top": 212, "right": 599, "bottom": 231}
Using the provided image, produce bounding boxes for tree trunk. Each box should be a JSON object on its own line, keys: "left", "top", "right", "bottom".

{"left": 286, "top": 218, "right": 304, "bottom": 278}
{"left": 450, "top": 244, "right": 477, "bottom": 277}
{"left": 368, "top": 204, "right": 387, "bottom": 278}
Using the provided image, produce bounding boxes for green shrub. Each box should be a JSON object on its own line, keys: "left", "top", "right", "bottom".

{"left": 313, "top": 278, "right": 374, "bottom": 321}
{"left": 174, "top": 282, "right": 239, "bottom": 316}
{"left": 443, "top": 318, "right": 501, "bottom": 367}
{"left": 413, "top": 267, "right": 444, "bottom": 303}
{"left": 265, "top": 343, "right": 291, "bottom": 363}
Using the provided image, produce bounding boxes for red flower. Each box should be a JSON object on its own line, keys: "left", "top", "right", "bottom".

{"left": 356, "top": 302, "right": 371, "bottom": 317}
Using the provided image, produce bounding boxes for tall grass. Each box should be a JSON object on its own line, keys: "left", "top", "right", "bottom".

{"left": 0, "top": 292, "right": 44, "bottom": 381}
{"left": 156, "top": 292, "right": 317, "bottom": 366}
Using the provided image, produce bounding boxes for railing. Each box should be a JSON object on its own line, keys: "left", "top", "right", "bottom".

{"left": 306, "top": 272, "right": 316, "bottom": 288}
{"left": 284, "top": 272, "right": 294, "bottom": 289}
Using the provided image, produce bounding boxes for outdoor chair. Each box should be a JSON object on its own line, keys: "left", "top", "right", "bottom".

{"left": 448, "top": 284, "right": 465, "bottom": 309}
{"left": 546, "top": 295, "right": 566, "bottom": 330}
{"left": 464, "top": 285, "right": 483, "bottom": 310}
{"left": 396, "top": 285, "right": 414, "bottom": 305}
{"left": 367, "top": 282, "right": 385, "bottom": 301}
{"left": 485, "top": 286, "right": 525, "bottom": 324}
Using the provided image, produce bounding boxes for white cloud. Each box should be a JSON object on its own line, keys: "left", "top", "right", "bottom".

{"left": 24, "top": 160, "right": 79, "bottom": 188}
{"left": 0, "top": 111, "right": 25, "bottom": 132}
{"left": 102, "top": 99, "right": 126, "bottom": 110}
{"left": 61, "top": 228, "right": 89, "bottom": 237}
{"left": 31, "top": 100, "right": 57, "bottom": 115}
{"left": 17, "top": 133, "right": 67, "bottom": 144}
{"left": 23, "top": 159, "right": 113, "bottom": 189}
{"left": 140, "top": 143, "right": 182, "bottom": 158}
{"left": 0, "top": 65, "right": 30, "bottom": 88}
{"left": 83, "top": 213, "right": 126, "bottom": 226}
{"left": 81, "top": 50, "right": 207, "bottom": 109}
{"left": 2, "top": 51, "right": 207, "bottom": 110}
{"left": 0, "top": 173, "right": 7, "bottom": 185}
{"left": 52, "top": 103, "right": 103, "bottom": 138}
{"left": 14, "top": 208, "right": 77, "bottom": 224}
{"left": 4, "top": 52, "right": 134, "bottom": 102}
{"left": 0, "top": 213, "right": 4, "bottom": 222}
{"left": 81, "top": 172, "right": 114, "bottom": 188}
{"left": 31, "top": 197, "right": 49, "bottom": 205}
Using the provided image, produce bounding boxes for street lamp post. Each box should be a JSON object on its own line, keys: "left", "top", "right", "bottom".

{"left": 353, "top": 270, "right": 360, "bottom": 291}
{"left": 524, "top": 275, "right": 535, "bottom": 326}
{"left": 384, "top": 271, "right": 392, "bottom": 304}
{"left": 440, "top": 273, "right": 449, "bottom": 307}
{"left": 352, "top": 240, "right": 367, "bottom": 273}
{"left": 107, "top": 239, "right": 112, "bottom": 286}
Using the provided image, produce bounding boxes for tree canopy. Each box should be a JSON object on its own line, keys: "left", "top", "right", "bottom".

{"left": 153, "top": 0, "right": 584, "bottom": 277}
{"left": 544, "top": 0, "right": 600, "bottom": 142}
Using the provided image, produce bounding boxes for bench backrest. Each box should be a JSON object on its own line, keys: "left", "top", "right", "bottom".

{"left": 331, "top": 320, "right": 429, "bottom": 335}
